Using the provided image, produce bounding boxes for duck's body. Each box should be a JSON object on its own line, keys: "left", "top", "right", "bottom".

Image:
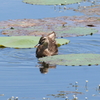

{"left": 36, "top": 32, "right": 58, "bottom": 58}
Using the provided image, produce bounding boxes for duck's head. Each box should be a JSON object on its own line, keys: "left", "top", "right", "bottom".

{"left": 35, "top": 31, "right": 56, "bottom": 48}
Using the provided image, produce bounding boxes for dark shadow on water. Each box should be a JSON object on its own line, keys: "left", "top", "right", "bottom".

{"left": 37, "top": 62, "right": 56, "bottom": 74}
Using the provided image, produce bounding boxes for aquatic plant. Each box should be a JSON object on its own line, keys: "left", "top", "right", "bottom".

{"left": 23, "top": 0, "right": 82, "bottom": 5}
{"left": 0, "top": 18, "right": 98, "bottom": 37}
{"left": 39, "top": 54, "right": 100, "bottom": 66}
{"left": 0, "top": 36, "right": 69, "bottom": 48}
{"left": 1, "top": 26, "right": 98, "bottom": 37}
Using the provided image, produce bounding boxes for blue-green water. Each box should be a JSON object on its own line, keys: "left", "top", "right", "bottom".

{"left": 0, "top": 0, "right": 92, "bottom": 21}
{"left": 0, "top": 0, "right": 100, "bottom": 100}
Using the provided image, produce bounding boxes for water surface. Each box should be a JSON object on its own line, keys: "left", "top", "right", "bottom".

{"left": 0, "top": 0, "right": 100, "bottom": 100}
{"left": 0, "top": 0, "right": 95, "bottom": 21}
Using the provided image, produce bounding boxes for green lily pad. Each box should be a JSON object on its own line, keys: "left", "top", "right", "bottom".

{"left": 54, "top": 26, "right": 98, "bottom": 37}
{"left": 2, "top": 26, "right": 98, "bottom": 37}
{"left": 39, "top": 54, "right": 100, "bottom": 66}
{"left": 23, "top": 0, "right": 82, "bottom": 5}
{"left": 0, "top": 36, "right": 69, "bottom": 48}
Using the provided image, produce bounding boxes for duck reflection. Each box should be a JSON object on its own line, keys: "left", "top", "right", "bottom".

{"left": 37, "top": 62, "right": 56, "bottom": 74}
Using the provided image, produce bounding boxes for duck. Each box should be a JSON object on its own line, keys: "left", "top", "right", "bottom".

{"left": 35, "top": 31, "right": 58, "bottom": 58}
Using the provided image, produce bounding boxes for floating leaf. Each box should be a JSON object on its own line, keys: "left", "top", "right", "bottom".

{"left": 54, "top": 26, "right": 98, "bottom": 37}
{"left": 2, "top": 26, "right": 98, "bottom": 37}
{"left": 0, "top": 18, "right": 65, "bottom": 29}
{"left": 23, "top": 0, "right": 82, "bottom": 5}
{"left": 39, "top": 54, "right": 100, "bottom": 66}
{"left": 56, "top": 39, "right": 69, "bottom": 47}
{"left": 0, "top": 36, "right": 69, "bottom": 48}
{"left": 0, "top": 18, "right": 98, "bottom": 37}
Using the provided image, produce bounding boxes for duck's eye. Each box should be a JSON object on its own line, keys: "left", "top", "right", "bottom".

{"left": 39, "top": 37, "right": 46, "bottom": 44}
{"left": 41, "top": 39, "right": 46, "bottom": 44}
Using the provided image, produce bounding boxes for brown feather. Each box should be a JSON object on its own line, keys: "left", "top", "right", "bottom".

{"left": 36, "top": 32, "right": 58, "bottom": 58}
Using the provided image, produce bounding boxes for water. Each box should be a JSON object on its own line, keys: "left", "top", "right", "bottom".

{"left": 0, "top": 34, "right": 100, "bottom": 100}
{"left": 0, "top": 0, "right": 100, "bottom": 100}
{"left": 0, "top": 0, "right": 97, "bottom": 21}
{"left": 59, "top": 34, "right": 100, "bottom": 54}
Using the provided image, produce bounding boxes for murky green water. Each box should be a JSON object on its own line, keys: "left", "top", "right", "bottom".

{"left": 0, "top": 0, "right": 100, "bottom": 100}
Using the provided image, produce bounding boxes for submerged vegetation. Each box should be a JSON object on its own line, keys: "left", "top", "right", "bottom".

{"left": 0, "top": 0, "right": 100, "bottom": 100}
{"left": 0, "top": 17, "right": 98, "bottom": 37}
{"left": 0, "top": 15, "right": 99, "bottom": 65}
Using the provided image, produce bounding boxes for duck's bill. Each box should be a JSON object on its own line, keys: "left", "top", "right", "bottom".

{"left": 34, "top": 44, "right": 40, "bottom": 48}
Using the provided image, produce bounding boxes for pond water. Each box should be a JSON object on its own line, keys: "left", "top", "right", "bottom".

{"left": 0, "top": 0, "right": 97, "bottom": 21}
{"left": 0, "top": 0, "right": 100, "bottom": 100}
